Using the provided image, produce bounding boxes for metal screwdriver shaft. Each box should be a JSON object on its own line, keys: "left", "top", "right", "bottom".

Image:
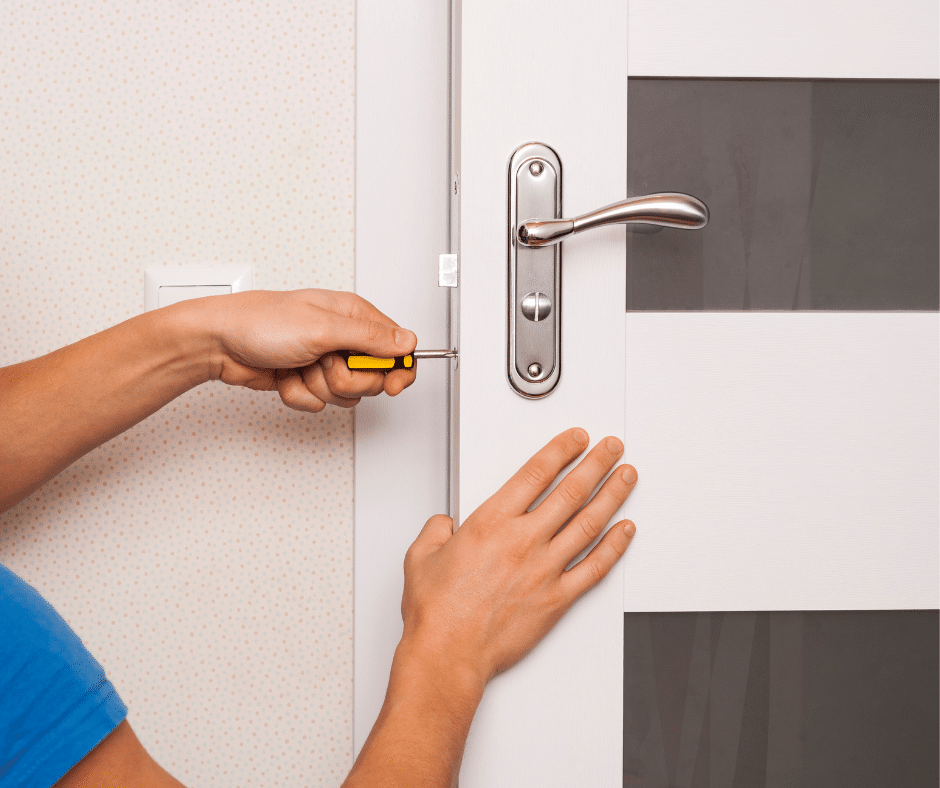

{"left": 412, "top": 350, "right": 457, "bottom": 359}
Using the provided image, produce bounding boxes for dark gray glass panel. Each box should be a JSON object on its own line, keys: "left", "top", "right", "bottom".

{"left": 626, "top": 79, "right": 939, "bottom": 310}
{"left": 623, "top": 611, "right": 939, "bottom": 788}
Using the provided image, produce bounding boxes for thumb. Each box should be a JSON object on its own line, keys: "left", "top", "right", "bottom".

{"left": 411, "top": 514, "right": 455, "bottom": 559}
{"left": 320, "top": 313, "right": 416, "bottom": 358}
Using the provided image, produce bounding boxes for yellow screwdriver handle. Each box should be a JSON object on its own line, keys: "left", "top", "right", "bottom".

{"left": 341, "top": 351, "right": 414, "bottom": 371}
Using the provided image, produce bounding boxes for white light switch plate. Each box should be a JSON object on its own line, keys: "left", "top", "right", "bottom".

{"left": 144, "top": 266, "right": 253, "bottom": 312}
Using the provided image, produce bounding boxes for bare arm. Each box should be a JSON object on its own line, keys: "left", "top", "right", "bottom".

{"left": 56, "top": 721, "right": 187, "bottom": 788}
{"left": 346, "top": 640, "right": 486, "bottom": 788}
{"left": 0, "top": 301, "right": 214, "bottom": 513}
{"left": 0, "top": 289, "right": 416, "bottom": 514}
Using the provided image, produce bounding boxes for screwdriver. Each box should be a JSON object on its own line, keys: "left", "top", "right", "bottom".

{"left": 341, "top": 349, "right": 457, "bottom": 371}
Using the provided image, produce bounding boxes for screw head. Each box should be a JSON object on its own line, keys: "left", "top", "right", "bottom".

{"left": 529, "top": 160, "right": 544, "bottom": 176}
{"left": 527, "top": 362, "right": 543, "bottom": 378}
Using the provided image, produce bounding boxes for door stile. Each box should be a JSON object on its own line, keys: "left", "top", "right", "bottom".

{"left": 455, "top": 2, "right": 629, "bottom": 785}
{"left": 448, "top": 0, "right": 461, "bottom": 526}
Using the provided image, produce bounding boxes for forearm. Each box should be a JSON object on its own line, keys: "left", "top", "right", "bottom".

{"left": 0, "top": 300, "right": 217, "bottom": 514}
{"left": 344, "top": 638, "right": 486, "bottom": 788}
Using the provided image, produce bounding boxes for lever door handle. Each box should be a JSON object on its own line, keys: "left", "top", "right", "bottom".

{"left": 518, "top": 192, "right": 709, "bottom": 247}
{"left": 507, "top": 142, "right": 711, "bottom": 399}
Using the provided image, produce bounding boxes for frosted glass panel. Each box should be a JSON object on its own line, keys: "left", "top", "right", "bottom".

{"left": 626, "top": 79, "right": 939, "bottom": 311}
{"left": 624, "top": 610, "right": 939, "bottom": 787}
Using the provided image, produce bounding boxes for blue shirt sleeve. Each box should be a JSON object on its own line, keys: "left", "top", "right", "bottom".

{"left": 0, "top": 563, "right": 127, "bottom": 788}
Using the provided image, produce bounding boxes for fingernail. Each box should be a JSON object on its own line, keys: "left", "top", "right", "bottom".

{"left": 395, "top": 329, "right": 414, "bottom": 349}
{"left": 606, "top": 436, "right": 623, "bottom": 454}
{"left": 621, "top": 465, "right": 637, "bottom": 484}
{"left": 572, "top": 428, "right": 589, "bottom": 446}
{"left": 623, "top": 520, "right": 636, "bottom": 537}
{"left": 322, "top": 355, "right": 334, "bottom": 371}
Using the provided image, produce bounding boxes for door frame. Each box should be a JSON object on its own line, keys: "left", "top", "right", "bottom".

{"left": 353, "top": 0, "right": 453, "bottom": 756}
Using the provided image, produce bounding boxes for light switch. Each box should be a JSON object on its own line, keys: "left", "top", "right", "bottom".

{"left": 144, "top": 266, "right": 253, "bottom": 311}
{"left": 158, "top": 285, "right": 232, "bottom": 308}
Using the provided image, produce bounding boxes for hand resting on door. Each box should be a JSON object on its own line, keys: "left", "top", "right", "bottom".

{"left": 344, "top": 427, "right": 638, "bottom": 788}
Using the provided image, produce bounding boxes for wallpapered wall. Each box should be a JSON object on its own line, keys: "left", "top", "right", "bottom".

{"left": 1, "top": 1, "right": 357, "bottom": 784}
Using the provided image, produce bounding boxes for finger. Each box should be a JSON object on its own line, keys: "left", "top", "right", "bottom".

{"left": 276, "top": 368, "right": 328, "bottom": 413}
{"left": 299, "top": 363, "right": 363, "bottom": 409}
{"left": 406, "top": 514, "right": 455, "bottom": 564}
{"left": 549, "top": 464, "right": 637, "bottom": 562}
{"left": 562, "top": 520, "right": 636, "bottom": 601}
{"left": 531, "top": 436, "right": 625, "bottom": 536}
{"left": 320, "top": 353, "right": 387, "bottom": 398}
{"left": 383, "top": 366, "right": 418, "bottom": 397}
{"left": 488, "top": 428, "right": 590, "bottom": 516}
{"left": 322, "top": 352, "right": 416, "bottom": 399}
{"left": 309, "top": 291, "right": 418, "bottom": 359}
{"left": 318, "top": 311, "right": 417, "bottom": 360}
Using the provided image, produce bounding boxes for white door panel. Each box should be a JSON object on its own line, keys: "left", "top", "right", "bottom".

{"left": 623, "top": 312, "right": 939, "bottom": 612}
{"left": 457, "top": 2, "right": 628, "bottom": 786}
{"left": 628, "top": 0, "right": 939, "bottom": 78}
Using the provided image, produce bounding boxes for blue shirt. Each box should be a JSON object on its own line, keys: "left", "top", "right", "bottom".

{"left": 0, "top": 563, "right": 126, "bottom": 787}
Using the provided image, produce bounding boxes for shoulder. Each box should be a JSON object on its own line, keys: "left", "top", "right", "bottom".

{"left": 0, "top": 563, "right": 127, "bottom": 788}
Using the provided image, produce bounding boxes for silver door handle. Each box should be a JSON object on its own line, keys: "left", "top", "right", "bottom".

{"left": 507, "top": 142, "right": 711, "bottom": 399}
{"left": 518, "top": 192, "right": 709, "bottom": 247}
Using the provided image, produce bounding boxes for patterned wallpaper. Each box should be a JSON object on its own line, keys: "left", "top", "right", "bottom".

{"left": 1, "top": 1, "right": 357, "bottom": 784}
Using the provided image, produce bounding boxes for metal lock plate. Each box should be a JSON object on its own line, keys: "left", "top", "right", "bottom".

{"left": 508, "top": 142, "right": 562, "bottom": 398}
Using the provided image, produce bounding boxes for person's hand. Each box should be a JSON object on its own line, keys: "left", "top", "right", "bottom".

{"left": 199, "top": 288, "right": 417, "bottom": 412}
{"left": 399, "top": 427, "right": 637, "bottom": 688}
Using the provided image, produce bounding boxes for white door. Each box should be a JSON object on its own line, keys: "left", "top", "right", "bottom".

{"left": 451, "top": 2, "right": 939, "bottom": 788}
